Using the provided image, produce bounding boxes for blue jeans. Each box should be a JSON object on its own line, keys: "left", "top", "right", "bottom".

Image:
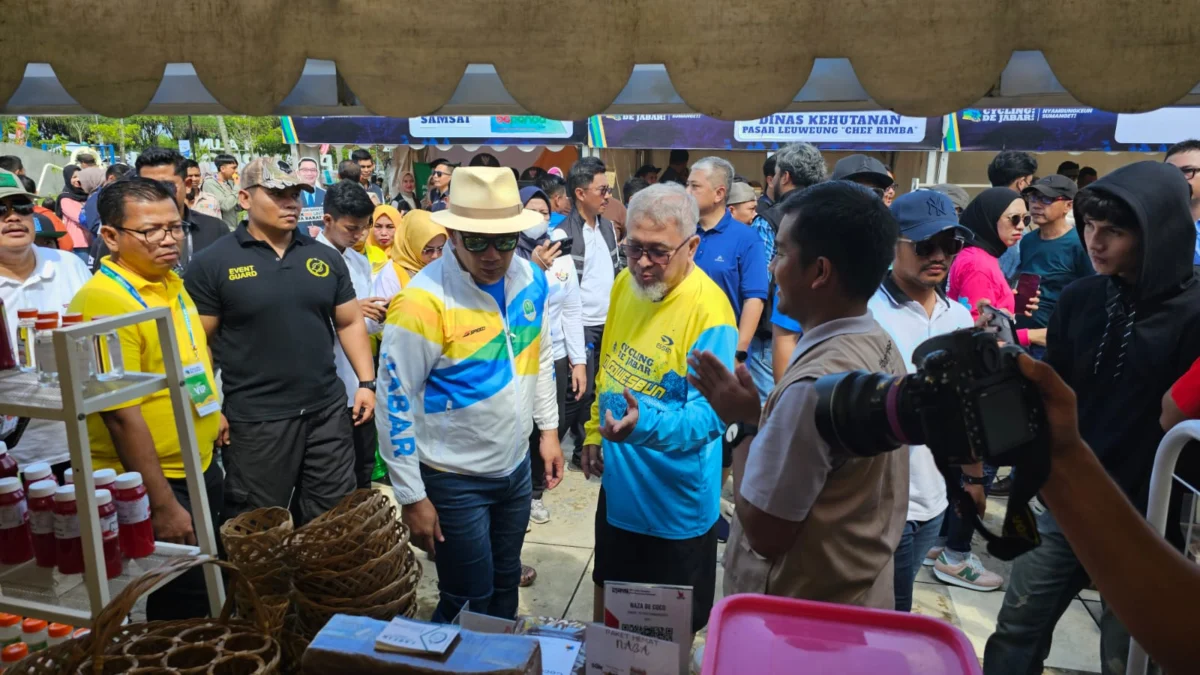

{"left": 982, "top": 509, "right": 1131, "bottom": 675}
{"left": 421, "top": 458, "right": 532, "bottom": 623}
{"left": 892, "top": 509, "right": 945, "bottom": 612}
{"left": 745, "top": 334, "right": 774, "bottom": 404}
{"left": 941, "top": 464, "right": 998, "bottom": 552}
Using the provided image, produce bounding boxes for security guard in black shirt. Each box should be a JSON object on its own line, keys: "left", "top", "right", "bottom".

{"left": 184, "top": 158, "right": 376, "bottom": 525}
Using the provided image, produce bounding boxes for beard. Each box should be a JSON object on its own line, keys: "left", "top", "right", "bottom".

{"left": 630, "top": 275, "right": 668, "bottom": 302}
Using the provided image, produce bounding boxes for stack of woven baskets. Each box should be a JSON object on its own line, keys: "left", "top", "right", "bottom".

{"left": 220, "top": 506, "right": 294, "bottom": 638}
{"left": 286, "top": 490, "right": 420, "bottom": 640}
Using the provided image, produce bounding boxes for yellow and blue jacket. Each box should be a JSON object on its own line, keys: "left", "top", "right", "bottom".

{"left": 585, "top": 266, "right": 737, "bottom": 539}
{"left": 376, "top": 247, "right": 557, "bottom": 505}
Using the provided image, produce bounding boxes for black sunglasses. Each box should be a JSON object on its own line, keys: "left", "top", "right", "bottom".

{"left": 0, "top": 200, "right": 34, "bottom": 218}
{"left": 460, "top": 233, "right": 519, "bottom": 253}
{"left": 901, "top": 234, "right": 966, "bottom": 257}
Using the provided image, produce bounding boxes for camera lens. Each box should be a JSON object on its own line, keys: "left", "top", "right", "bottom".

{"left": 813, "top": 371, "right": 923, "bottom": 456}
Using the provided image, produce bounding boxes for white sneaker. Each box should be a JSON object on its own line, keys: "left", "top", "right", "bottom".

{"left": 933, "top": 552, "right": 1003, "bottom": 591}
{"left": 922, "top": 546, "right": 943, "bottom": 567}
{"left": 530, "top": 499, "right": 550, "bottom": 525}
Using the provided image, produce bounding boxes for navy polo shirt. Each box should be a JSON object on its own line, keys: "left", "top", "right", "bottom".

{"left": 693, "top": 211, "right": 769, "bottom": 319}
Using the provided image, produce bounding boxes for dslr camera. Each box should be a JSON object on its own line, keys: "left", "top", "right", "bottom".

{"left": 813, "top": 329, "right": 1047, "bottom": 466}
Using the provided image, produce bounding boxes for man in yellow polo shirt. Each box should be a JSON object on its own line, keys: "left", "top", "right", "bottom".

{"left": 69, "top": 176, "right": 223, "bottom": 621}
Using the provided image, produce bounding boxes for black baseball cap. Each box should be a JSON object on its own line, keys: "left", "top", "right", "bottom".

{"left": 831, "top": 154, "right": 893, "bottom": 189}
{"left": 635, "top": 164, "right": 661, "bottom": 178}
{"left": 1022, "top": 174, "right": 1078, "bottom": 200}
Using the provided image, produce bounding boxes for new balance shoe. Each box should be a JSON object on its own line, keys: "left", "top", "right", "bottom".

{"left": 933, "top": 552, "right": 1003, "bottom": 591}
{"left": 923, "top": 546, "right": 943, "bottom": 567}
{"left": 530, "top": 499, "right": 550, "bottom": 525}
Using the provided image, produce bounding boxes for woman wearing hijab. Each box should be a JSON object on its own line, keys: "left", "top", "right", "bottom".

{"left": 948, "top": 187, "right": 1044, "bottom": 347}
{"left": 366, "top": 205, "right": 403, "bottom": 276}
{"left": 390, "top": 172, "right": 418, "bottom": 212}
{"left": 55, "top": 165, "right": 92, "bottom": 261}
{"left": 371, "top": 209, "right": 447, "bottom": 302}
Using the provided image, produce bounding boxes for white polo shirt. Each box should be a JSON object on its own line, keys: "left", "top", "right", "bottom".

{"left": 316, "top": 233, "right": 379, "bottom": 403}
{"left": 579, "top": 217, "right": 615, "bottom": 327}
{"left": 0, "top": 246, "right": 94, "bottom": 467}
{"left": 867, "top": 274, "right": 973, "bottom": 523}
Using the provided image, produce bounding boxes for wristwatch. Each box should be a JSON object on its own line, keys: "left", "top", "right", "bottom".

{"left": 735, "top": 350, "right": 749, "bottom": 363}
{"left": 359, "top": 380, "right": 376, "bottom": 391}
{"left": 961, "top": 473, "right": 987, "bottom": 487}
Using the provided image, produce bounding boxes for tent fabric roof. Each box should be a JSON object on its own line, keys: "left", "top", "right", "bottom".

{"left": 2, "top": 0, "right": 1198, "bottom": 119}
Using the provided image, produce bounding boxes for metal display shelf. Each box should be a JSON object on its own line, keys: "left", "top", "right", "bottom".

{"left": 0, "top": 308, "right": 224, "bottom": 626}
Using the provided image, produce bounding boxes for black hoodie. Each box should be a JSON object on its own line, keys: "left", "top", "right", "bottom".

{"left": 1047, "top": 161, "right": 1200, "bottom": 507}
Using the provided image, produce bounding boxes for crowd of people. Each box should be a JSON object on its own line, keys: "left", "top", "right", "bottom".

{"left": 1, "top": 138, "right": 1199, "bottom": 673}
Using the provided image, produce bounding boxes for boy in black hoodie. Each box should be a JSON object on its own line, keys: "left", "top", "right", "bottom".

{"left": 983, "top": 161, "right": 1200, "bottom": 674}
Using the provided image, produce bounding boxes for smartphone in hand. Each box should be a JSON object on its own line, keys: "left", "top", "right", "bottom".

{"left": 1014, "top": 273, "right": 1041, "bottom": 316}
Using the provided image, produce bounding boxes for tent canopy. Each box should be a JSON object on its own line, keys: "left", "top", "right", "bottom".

{"left": 5, "top": 48, "right": 1199, "bottom": 119}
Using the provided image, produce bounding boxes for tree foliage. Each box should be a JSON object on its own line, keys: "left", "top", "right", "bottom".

{"left": 0, "top": 115, "right": 286, "bottom": 158}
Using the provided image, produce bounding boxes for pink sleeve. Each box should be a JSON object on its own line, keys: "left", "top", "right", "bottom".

{"left": 953, "top": 270, "right": 1000, "bottom": 320}
{"left": 1017, "top": 329, "right": 1029, "bottom": 347}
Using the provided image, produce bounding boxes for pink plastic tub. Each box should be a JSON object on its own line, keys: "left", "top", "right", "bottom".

{"left": 702, "top": 594, "right": 981, "bottom": 675}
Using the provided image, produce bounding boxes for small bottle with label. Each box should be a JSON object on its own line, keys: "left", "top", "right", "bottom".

{"left": 33, "top": 313, "right": 59, "bottom": 387}
{"left": 1, "top": 642, "right": 28, "bottom": 670}
{"left": 0, "top": 442, "right": 16, "bottom": 480}
{"left": 14, "top": 309, "right": 38, "bottom": 373}
{"left": 26, "top": 480, "right": 56, "bottom": 568}
{"left": 0, "top": 478, "right": 33, "bottom": 566}
{"left": 62, "top": 468, "right": 72, "bottom": 485}
{"left": 0, "top": 300, "right": 15, "bottom": 372}
{"left": 45, "top": 624, "right": 72, "bottom": 647}
{"left": 20, "top": 462, "right": 54, "bottom": 492}
{"left": 19, "top": 619, "right": 46, "bottom": 652}
{"left": 53, "top": 485, "right": 83, "bottom": 575}
{"left": 0, "top": 614, "right": 19, "bottom": 646}
{"left": 114, "top": 472, "right": 154, "bottom": 559}
{"left": 90, "top": 315, "right": 124, "bottom": 382}
{"left": 95, "top": 490, "right": 122, "bottom": 579}
{"left": 92, "top": 468, "right": 117, "bottom": 497}
{"left": 60, "top": 313, "right": 92, "bottom": 378}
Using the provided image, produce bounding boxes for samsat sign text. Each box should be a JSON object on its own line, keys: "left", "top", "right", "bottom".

{"left": 735, "top": 112, "right": 927, "bottom": 144}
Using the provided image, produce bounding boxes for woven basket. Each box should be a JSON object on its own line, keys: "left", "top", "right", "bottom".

{"left": 305, "top": 489, "right": 387, "bottom": 528}
{"left": 288, "top": 516, "right": 402, "bottom": 573}
{"left": 222, "top": 507, "right": 293, "bottom": 573}
{"left": 6, "top": 556, "right": 281, "bottom": 675}
{"left": 292, "top": 535, "right": 409, "bottom": 598}
{"left": 304, "top": 554, "right": 419, "bottom": 609}
{"left": 293, "top": 556, "right": 421, "bottom": 639}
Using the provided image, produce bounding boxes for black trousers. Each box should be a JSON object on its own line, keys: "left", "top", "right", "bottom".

{"left": 564, "top": 324, "right": 604, "bottom": 456}
{"left": 350, "top": 406, "right": 379, "bottom": 489}
{"left": 530, "top": 357, "right": 571, "bottom": 499}
{"left": 223, "top": 397, "right": 356, "bottom": 526}
{"left": 147, "top": 461, "right": 224, "bottom": 621}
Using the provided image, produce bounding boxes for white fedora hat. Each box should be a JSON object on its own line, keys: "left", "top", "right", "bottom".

{"left": 431, "top": 167, "right": 544, "bottom": 234}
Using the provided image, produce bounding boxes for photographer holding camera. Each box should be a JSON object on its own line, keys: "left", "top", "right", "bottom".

{"left": 689, "top": 181, "right": 909, "bottom": 609}
{"left": 866, "top": 190, "right": 999, "bottom": 611}
{"left": 984, "top": 161, "right": 1200, "bottom": 675}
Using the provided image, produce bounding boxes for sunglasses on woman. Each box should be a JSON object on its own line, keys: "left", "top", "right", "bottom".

{"left": 900, "top": 234, "right": 966, "bottom": 257}
{"left": 459, "top": 233, "right": 519, "bottom": 253}
{"left": 1009, "top": 214, "right": 1033, "bottom": 227}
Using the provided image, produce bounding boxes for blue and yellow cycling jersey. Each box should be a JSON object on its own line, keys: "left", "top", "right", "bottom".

{"left": 586, "top": 266, "right": 737, "bottom": 539}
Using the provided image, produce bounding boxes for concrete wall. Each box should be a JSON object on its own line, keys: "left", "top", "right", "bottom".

{"left": 0, "top": 143, "right": 70, "bottom": 195}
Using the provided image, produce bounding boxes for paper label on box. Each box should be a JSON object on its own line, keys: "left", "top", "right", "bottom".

{"left": 537, "top": 636, "right": 581, "bottom": 675}
{"left": 374, "top": 616, "right": 460, "bottom": 655}
{"left": 585, "top": 624, "right": 679, "bottom": 675}
{"left": 604, "top": 581, "right": 692, "bottom": 670}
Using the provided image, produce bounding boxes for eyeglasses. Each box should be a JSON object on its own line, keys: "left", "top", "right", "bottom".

{"left": 0, "top": 200, "right": 34, "bottom": 218}
{"left": 1009, "top": 214, "right": 1033, "bottom": 227}
{"left": 592, "top": 186, "right": 611, "bottom": 197}
{"left": 899, "top": 234, "right": 966, "bottom": 257}
{"left": 1177, "top": 166, "right": 1200, "bottom": 180}
{"left": 422, "top": 244, "right": 445, "bottom": 256}
{"left": 115, "top": 224, "right": 185, "bottom": 245}
{"left": 1026, "top": 194, "right": 1066, "bottom": 207}
{"left": 431, "top": 170, "right": 452, "bottom": 178}
{"left": 459, "top": 233, "right": 519, "bottom": 253}
{"left": 621, "top": 238, "right": 692, "bottom": 266}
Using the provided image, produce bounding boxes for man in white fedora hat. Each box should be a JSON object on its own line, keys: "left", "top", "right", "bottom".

{"left": 376, "top": 166, "right": 564, "bottom": 622}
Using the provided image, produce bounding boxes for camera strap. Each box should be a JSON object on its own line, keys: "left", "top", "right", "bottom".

{"left": 938, "top": 454, "right": 1050, "bottom": 561}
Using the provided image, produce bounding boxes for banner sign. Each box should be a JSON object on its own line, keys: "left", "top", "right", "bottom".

{"left": 589, "top": 113, "right": 943, "bottom": 151}
{"left": 286, "top": 116, "right": 586, "bottom": 146}
{"left": 947, "top": 107, "right": 1200, "bottom": 152}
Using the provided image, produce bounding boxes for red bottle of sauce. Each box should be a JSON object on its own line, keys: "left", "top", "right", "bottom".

{"left": 0, "top": 477, "right": 33, "bottom": 565}
{"left": 53, "top": 485, "right": 83, "bottom": 575}
{"left": 92, "top": 469, "right": 117, "bottom": 498}
{"left": 26, "top": 479, "right": 57, "bottom": 568}
{"left": 0, "top": 442, "right": 16, "bottom": 480}
{"left": 20, "top": 462, "right": 53, "bottom": 493}
{"left": 94, "top": 490, "right": 122, "bottom": 580}
{"left": 114, "top": 472, "right": 154, "bottom": 559}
